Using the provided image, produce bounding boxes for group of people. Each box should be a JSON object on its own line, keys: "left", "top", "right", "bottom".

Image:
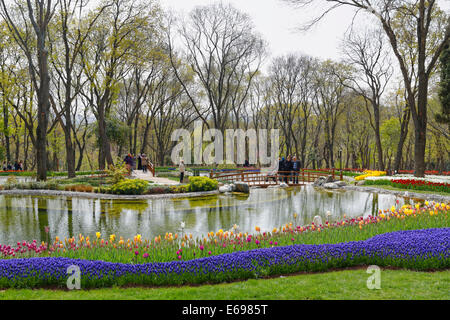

{"left": 274, "top": 155, "right": 301, "bottom": 184}
{"left": 2, "top": 161, "right": 24, "bottom": 172}
{"left": 123, "top": 153, "right": 150, "bottom": 173}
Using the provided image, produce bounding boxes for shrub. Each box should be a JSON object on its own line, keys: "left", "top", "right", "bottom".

{"left": 6, "top": 176, "right": 17, "bottom": 185}
{"left": 187, "top": 176, "right": 218, "bottom": 192}
{"left": 110, "top": 179, "right": 148, "bottom": 195}
{"left": 217, "top": 163, "right": 238, "bottom": 170}
{"left": 105, "top": 161, "right": 128, "bottom": 184}
{"left": 145, "top": 186, "right": 173, "bottom": 195}
{"left": 171, "top": 185, "right": 188, "bottom": 194}
{"left": 64, "top": 184, "right": 94, "bottom": 193}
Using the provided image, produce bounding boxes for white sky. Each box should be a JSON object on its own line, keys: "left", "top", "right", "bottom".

{"left": 162, "top": 0, "right": 450, "bottom": 66}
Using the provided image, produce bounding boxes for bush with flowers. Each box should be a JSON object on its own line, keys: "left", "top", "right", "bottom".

{"left": 109, "top": 179, "right": 149, "bottom": 195}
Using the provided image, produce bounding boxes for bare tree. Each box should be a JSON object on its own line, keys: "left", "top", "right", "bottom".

{"left": 79, "top": 0, "right": 158, "bottom": 169}
{"left": 168, "top": 2, "right": 266, "bottom": 134}
{"left": 312, "top": 61, "right": 350, "bottom": 168}
{"left": 269, "top": 54, "right": 315, "bottom": 164}
{"left": 342, "top": 29, "right": 393, "bottom": 170}
{"left": 49, "top": 0, "right": 110, "bottom": 177}
{"left": 284, "top": 0, "right": 450, "bottom": 176}
{"left": 0, "top": 0, "right": 57, "bottom": 180}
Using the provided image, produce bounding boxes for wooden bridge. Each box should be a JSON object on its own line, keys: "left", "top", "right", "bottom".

{"left": 209, "top": 169, "right": 343, "bottom": 187}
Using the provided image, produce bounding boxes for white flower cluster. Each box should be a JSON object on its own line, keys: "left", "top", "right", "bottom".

{"left": 365, "top": 174, "right": 450, "bottom": 184}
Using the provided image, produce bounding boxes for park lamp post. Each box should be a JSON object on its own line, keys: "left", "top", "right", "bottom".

{"left": 338, "top": 149, "right": 343, "bottom": 180}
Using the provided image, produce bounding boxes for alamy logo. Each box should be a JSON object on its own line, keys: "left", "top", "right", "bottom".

{"left": 366, "top": 265, "right": 381, "bottom": 290}
{"left": 67, "top": 265, "right": 81, "bottom": 290}
{"left": 171, "top": 121, "right": 279, "bottom": 166}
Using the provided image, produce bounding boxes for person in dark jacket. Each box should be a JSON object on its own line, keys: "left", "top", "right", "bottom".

{"left": 292, "top": 156, "right": 300, "bottom": 184}
{"left": 278, "top": 157, "right": 285, "bottom": 182}
{"left": 124, "top": 154, "right": 133, "bottom": 173}
{"left": 285, "top": 155, "right": 292, "bottom": 183}
{"left": 137, "top": 154, "right": 142, "bottom": 171}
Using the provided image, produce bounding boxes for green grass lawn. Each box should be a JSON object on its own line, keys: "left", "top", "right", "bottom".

{"left": 1, "top": 268, "right": 448, "bottom": 300}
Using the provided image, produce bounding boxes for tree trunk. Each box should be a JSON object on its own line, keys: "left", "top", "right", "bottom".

{"left": 3, "top": 102, "right": 10, "bottom": 163}
{"left": 36, "top": 47, "right": 50, "bottom": 181}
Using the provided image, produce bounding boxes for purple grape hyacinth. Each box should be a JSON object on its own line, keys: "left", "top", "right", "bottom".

{"left": 0, "top": 228, "right": 448, "bottom": 288}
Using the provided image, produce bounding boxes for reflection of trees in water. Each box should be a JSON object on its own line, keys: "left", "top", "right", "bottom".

{"left": 66, "top": 198, "right": 73, "bottom": 239}
{"left": 371, "top": 193, "right": 379, "bottom": 217}
{"left": 0, "top": 189, "right": 424, "bottom": 244}
{"left": 37, "top": 198, "right": 50, "bottom": 242}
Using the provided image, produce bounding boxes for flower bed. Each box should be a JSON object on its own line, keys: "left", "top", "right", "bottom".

{"left": 355, "top": 170, "right": 386, "bottom": 181}
{"left": 0, "top": 228, "right": 448, "bottom": 289}
{"left": 364, "top": 178, "right": 450, "bottom": 193}
{"left": 365, "top": 174, "right": 450, "bottom": 184}
{"left": 398, "top": 170, "right": 450, "bottom": 176}
{"left": 1, "top": 201, "right": 448, "bottom": 266}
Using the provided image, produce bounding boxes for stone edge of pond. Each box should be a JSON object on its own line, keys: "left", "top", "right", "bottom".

{"left": 0, "top": 189, "right": 220, "bottom": 200}
{"left": 343, "top": 185, "right": 450, "bottom": 202}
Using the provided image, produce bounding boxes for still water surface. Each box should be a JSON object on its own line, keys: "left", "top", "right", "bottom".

{"left": 0, "top": 186, "right": 420, "bottom": 244}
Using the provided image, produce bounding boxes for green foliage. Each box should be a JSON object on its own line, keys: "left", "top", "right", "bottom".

{"left": 437, "top": 42, "right": 450, "bottom": 128}
{"left": 186, "top": 176, "right": 218, "bottom": 192}
{"left": 5, "top": 176, "right": 17, "bottom": 186}
{"left": 105, "top": 161, "right": 128, "bottom": 184}
{"left": 105, "top": 117, "right": 130, "bottom": 147}
{"left": 216, "top": 163, "right": 238, "bottom": 170}
{"left": 171, "top": 185, "right": 188, "bottom": 194}
{"left": 364, "top": 179, "right": 449, "bottom": 193}
{"left": 110, "top": 179, "right": 149, "bottom": 195}
{"left": 2, "top": 180, "right": 61, "bottom": 191}
{"left": 381, "top": 118, "right": 401, "bottom": 153}
{"left": 0, "top": 145, "right": 5, "bottom": 162}
{"left": 145, "top": 186, "right": 173, "bottom": 195}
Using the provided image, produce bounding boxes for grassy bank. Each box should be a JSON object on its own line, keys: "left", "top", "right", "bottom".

{"left": 1, "top": 268, "right": 448, "bottom": 300}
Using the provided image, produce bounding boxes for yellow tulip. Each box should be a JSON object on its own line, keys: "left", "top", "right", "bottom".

{"left": 96, "top": 232, "right": 101, "bottom": 239}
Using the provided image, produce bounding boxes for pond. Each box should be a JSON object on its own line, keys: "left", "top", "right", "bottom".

{"left": 0, "top": 186, "right": 421, "bottom": 245}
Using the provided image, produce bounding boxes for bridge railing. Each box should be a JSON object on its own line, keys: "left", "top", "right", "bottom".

{"left": 210, "top": 169, "right": 343, "bottom": 186}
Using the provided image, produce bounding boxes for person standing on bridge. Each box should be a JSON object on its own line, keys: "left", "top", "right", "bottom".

{"left": 179, "top": 159, "right": 185, "bottom": 183}
{"left": 141, "top": 154, "right": 148, "bottom": 173}
{"left": 137, "top": 154, "right": 142, "bottom": 171}
{"left": 278, "top": 157, "right": 285, "bottom": 182}
{"left": 292, "top": 156, "right": 300, "bottom": 184}
{"left": 285, "top": 155, "right": 292, "bottom": 183}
